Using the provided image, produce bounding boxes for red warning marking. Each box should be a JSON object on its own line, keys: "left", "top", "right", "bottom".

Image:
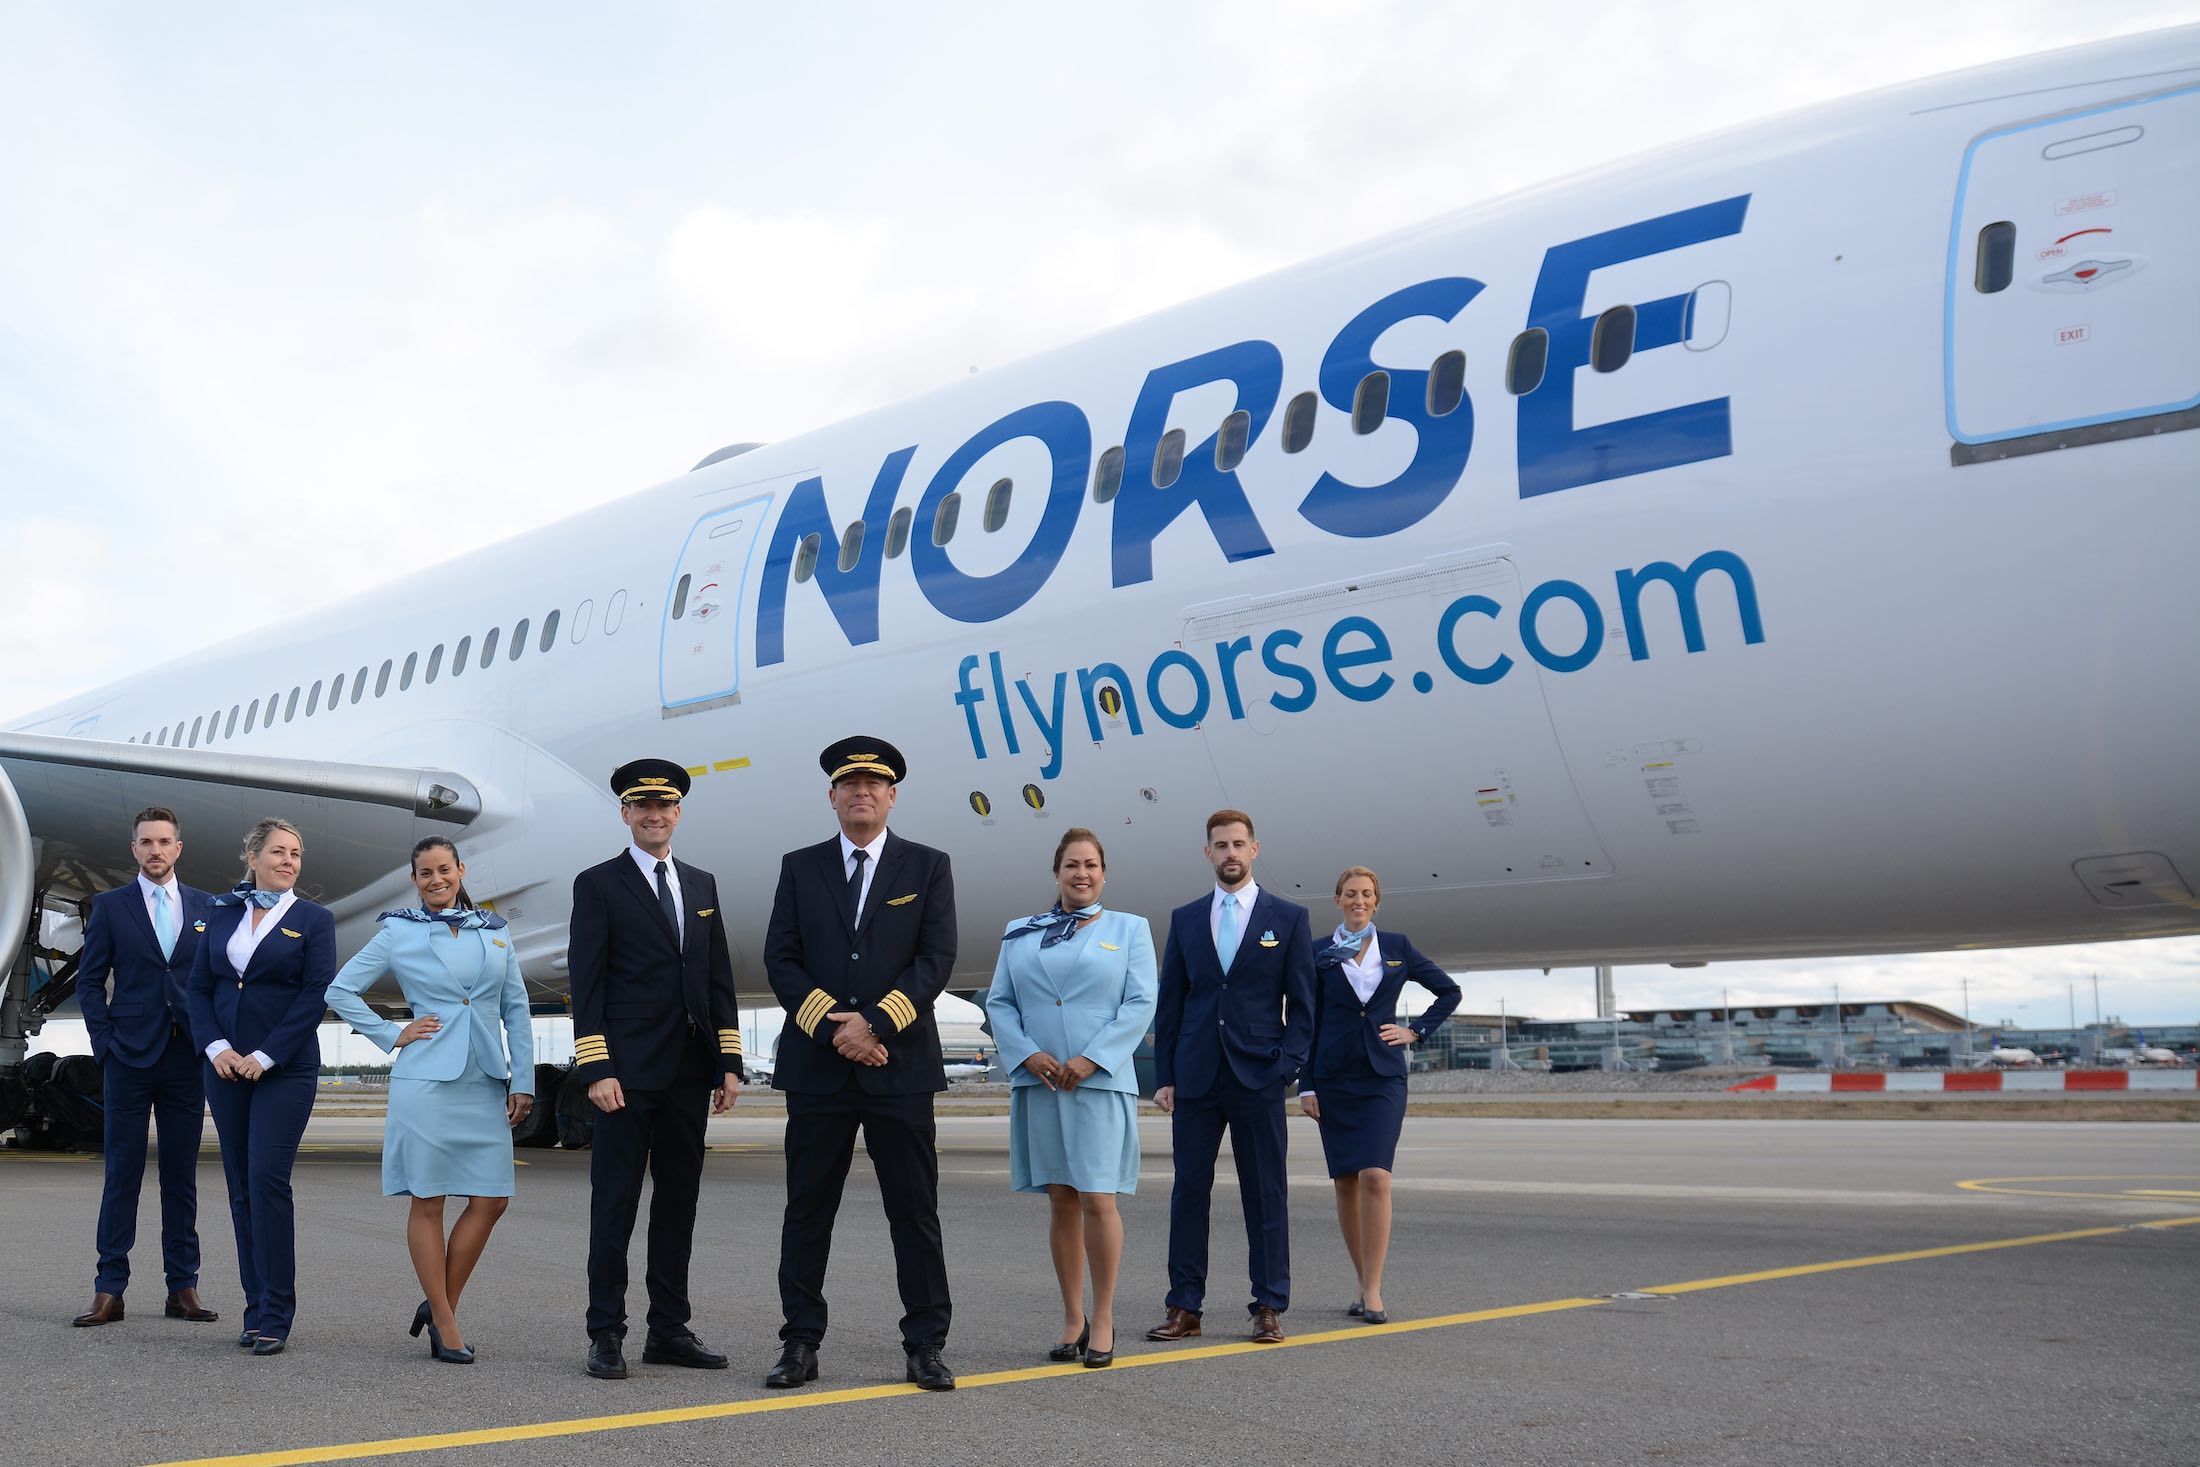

{"left": 2074, "top": 268, "right": 2099, "bottom": 280}
{"left": 2054, "top": 227, "right": 2113, "bottom": 244}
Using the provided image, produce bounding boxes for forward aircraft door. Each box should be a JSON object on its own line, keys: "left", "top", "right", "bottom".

{"left": 660, "top": 494, "right": 772, "bottom": 715}
{"left": 1947, "top": 85, "right": 2200, "bottom": 452}
{"left": 1188, "top": 553, "right": 1613, "bottom": 898}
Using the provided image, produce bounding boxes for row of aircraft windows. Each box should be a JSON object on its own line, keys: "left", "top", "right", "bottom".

{"left": 129, "top": 596, "right": 620, "bottom": 750}
{"left": 784, "top": 303, "right": 1665, "bottom": 585}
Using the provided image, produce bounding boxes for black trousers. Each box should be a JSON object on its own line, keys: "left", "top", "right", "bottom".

{"left": 778, "top": 1086, "right": 950, "bottom": 1351}
{"left": 586, "top": 1043, "right": 711, "bottom": 1339}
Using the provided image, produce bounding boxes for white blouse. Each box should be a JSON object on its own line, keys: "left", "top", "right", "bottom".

{"left": 1341, "top": 927, "right": 1384, "bottom": 1004}
{"left": 204, "top": 889, "right": 298, "bottom": 1070}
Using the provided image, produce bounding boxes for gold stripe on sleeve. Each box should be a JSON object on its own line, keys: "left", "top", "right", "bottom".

{"left": 879, "top": 990, "right": 918, "bottom": 1032}
{"left": 796, "top": 989, "right": 836, "bottom": 1036}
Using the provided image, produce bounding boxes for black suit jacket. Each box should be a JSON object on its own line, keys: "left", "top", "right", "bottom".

{"left": 568, "top": 852, "right": 743, "bottom": 1089}
{"left": 764, "top": 831, "right": 956, "bottom": 1095}
{"left": 78, "top": 881, "right": 211, "bottom": 1067}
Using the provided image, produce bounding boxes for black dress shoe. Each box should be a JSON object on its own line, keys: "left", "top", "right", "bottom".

{"left": 165, "top": 1289, "right": 219, "bottom": 1322}
{"left": 642, "top": 1331, "right": 728, "bottom": 1369}
{"left": 427, "top": 1321, "right": 475, "bottom": 1364}
{"left": 72, "top": 1293, "right": 124, "bottom": 1327}
{"left": 1048, "top": 1318, "right": 1089, "bottom": 1362}
{"left": 409, "top": 1299, "right": 431, "bottom": 1338}
{"left": 1361, "top": 1308, "right": 1389, "bottom": 1324}
{"left": 905, "top": 1346, "right": 955, "bottom": 1391}
{"left": 765, "top": 1342, "right": 818, "bottom": 1388}
{"left": 236, "top": 1329, "right": 260, "bottom": 1349}
{"left": 251, "top": 1336, "right": 286, "bottom": 1356}
{"left": 586, "top": 1333, "right": 628, "bottom": 1379}
{"left": 1082, "top": 1328, "right": 1115, "bottom": 1368}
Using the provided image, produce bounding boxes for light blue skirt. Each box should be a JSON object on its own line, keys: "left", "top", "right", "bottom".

{"left": 1008, "top": 1084, "right": 1140, "bottom": 1195}
{"left": 383, "top": 1072, "right": 516, "bottom": 1198}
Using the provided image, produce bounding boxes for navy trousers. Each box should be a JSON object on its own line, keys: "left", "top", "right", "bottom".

{"left": 586, "top": 1042, "right": 711, "bottom": 1340}
{"left": 204, "top": 1062, "right": 315, "bottom": 1339}
{"left": 95, "top": 1028, "right": 206, "bottom": 1296}
{"left": 1165, "top": 1065, "right": 1291, "bottom": 1316}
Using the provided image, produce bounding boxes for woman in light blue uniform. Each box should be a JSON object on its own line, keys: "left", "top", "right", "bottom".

{"left": 1297, "top": 865, "right": 1460, "bottom": 1324}
{"left": 327, "top": 836, "right": 533, "bottom": 1364}
{"left": 985, "top": 827, "right": 1156, "bottom": 1369}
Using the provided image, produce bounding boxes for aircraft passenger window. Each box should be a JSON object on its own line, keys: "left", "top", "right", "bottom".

{"left": 1351, "top": 372, "right": 1389, "bottom": 434}
{"left": 226, "top": 705, "right": 240, "bottom": 738}
{"left": 424, "top": 646, "right": 443, "bottom": 684}
{"left": 510, "top": 618, "right": 530, "bottom": 659}
{"left": 245, "top": 699, "right": 260, "bottom": 733}
{"left": 1427, "top": 350, "right": 1466, "bottom": 415}
{"left": 570, "top": 599, "right": 591, "bottom": 644}
{"left": 1153, "top": 428, "right": 1186, "bottom": 489}
{"left": 838, "top": 520, "right": 865, "bottom": 572}
{"left": 1974, "top": 220, "right": 2016, "bottom": 293}
{"left": 1281, "top": 391, "right": 1317, "bottom": 453}
{"left": 605, "top": 589, "right": 627, "bottom": 635}
{"left": 376, "top": 660, "right": 393, "bottom": 697}
{"left": 306, "top": 680, "right": 322, "bottom": 716}
{"left": 281, "top": 687, "right": 297, "bottom": 722}
{"left": 156, "top": 726, "right": 169, "bottom": 746}
{"left": 1590, "top": 303, "right": 1636, "bottom": 373}
{"left": 671, "top": 573, "right": 692, "bottom": 620}
{"left": 1215, "top": 410, "right": 1250, "bottom": 472}
{"left": 1092, "top": 445, "right": 1125, "bottom": 504}
{"left": 539, "top": 611, "right": 559, "bottom": 652}
{"left": 885, "top": 506, "right": 913, "bottom": 559}
{"left": 451, "top": 637, "right": 470, "bottom": 677}
{"left": 983, "top": 478, "right": 1012, "bottom": 533}
{"left": 793, "top": 532, "right": 822, "bottom": 584}
{"left": 479, "top": 628, "right": 500, "bottom": 667}
{"left": 353, "top": 666, "right": 369, "bottom": 703}
{"left": 207, "top": 708, "right": 222, "bottom": 740}
{"left": 399, "top": 655, "right": 417, "bottom": 692}
{"left": 189, "top": 716, "right": 204, "bottom": 747}
{"left": 1506, "top": 329, "right": 1549, "bottom": 395}
{"left": 932, "top": 493, "right": 961, "bottom": 546}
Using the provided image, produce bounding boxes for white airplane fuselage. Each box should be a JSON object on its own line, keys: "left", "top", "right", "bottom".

{"left": 10, "top": 31, "right": 2199, "bottom": 1001}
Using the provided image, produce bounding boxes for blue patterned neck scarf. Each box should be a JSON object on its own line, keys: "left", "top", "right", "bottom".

{"left": 1004, "top": 902, "right": 1103, "bottom": 947}
{"left": 212, "top": 880, "right": 284, "bottom": 910}
{"left": 1320, "top": 922, "right": 1374, "bottom": 966}
{"left": 379, "top": 907, "right": 507, "bottom": 931}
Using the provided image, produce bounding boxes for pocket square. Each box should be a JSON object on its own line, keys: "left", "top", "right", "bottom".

{"left": 192, "top": 920, "right": 207, "bottom": 932}
{"left": 1258, "top": 938, "right": 1280, "bottom": 948}
{"left": 280, "top": 928, "right": 302, "bottom": 939}
{"left": 886, "top": 893, "right": 917, "bottom": 907}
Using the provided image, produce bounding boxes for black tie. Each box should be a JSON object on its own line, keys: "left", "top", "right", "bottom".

{"left": 847, "top": 847, "right": 868, "bottom": 923}
{"left": 655, "top": 860, "right": 680, "bottom": 945}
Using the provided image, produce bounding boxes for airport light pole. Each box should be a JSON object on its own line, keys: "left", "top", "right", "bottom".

{"left": 1961, "top": 977, "right": 1973, "bottom": 1063}
{"left": 1721, "top": 986, "right": 1735, "bottom": 1068}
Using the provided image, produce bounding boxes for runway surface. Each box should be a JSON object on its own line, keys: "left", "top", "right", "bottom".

{"left": 8, "top": 1112, "right": 2197, "bottom": 1467}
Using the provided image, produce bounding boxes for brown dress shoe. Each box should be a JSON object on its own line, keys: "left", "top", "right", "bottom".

{"left": 1144, "top": 1306, "right": 1202, "bottom": 1342}
{"left": 1250, "top": 1306, "right": 1286, "bottom": 1344}
{"left": 165, "top": 1289, "right": 219, "bottom": 1322}
{"left": 72, "top": 1293, "right": 124, "bottom": 1327}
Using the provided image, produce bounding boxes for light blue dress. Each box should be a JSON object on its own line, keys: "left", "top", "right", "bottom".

{"left": 327, "top": 915, "right": 534, "bottom": 1198}
{"left": 985, "top": 908, "right": 1157, "bottom": 1195}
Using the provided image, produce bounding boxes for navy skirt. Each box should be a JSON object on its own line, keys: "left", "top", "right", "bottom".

{"left": 1313, "top": 1072, "right": 1406, "bottom": 1177}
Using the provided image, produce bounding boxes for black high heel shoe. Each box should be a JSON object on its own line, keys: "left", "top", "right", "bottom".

{"left": 410, "top": 1300, "right": 431, "bottom": 1338}
{"left": 425, "top": 1319, "right": 475, "bottom": 1365}
{"left": 1082, "top": 1327, "right": 1115, "bottom": 1369}
{"left": 1047, "top": 1318, "right": 1089, "bottom": 1362}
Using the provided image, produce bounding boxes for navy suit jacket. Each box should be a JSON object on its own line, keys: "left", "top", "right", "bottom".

{"left": 1303, "top": 928, "right": 1462, "bottom": 1086}
{"left": 764, "top": 831, "right": 956, "bottom": 1096}
{"left": 185, "top": 897, "right": 337, "bottom": 1071}
{"left": 78, "top": 880, "right": 212, "bottom": 1067}
{"left": 1153, "top": 887, "right": 1315, "bottom": 1098}
{"left": 567, "top": 853, "right": 744, "bottom": 1090}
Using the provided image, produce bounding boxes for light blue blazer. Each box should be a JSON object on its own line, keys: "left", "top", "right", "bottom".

{"left": 327, "top": 920, "right": 534, "bottom": 1090}
{"left": 985, "top": 909, "right": 1157, "bottom": 1096}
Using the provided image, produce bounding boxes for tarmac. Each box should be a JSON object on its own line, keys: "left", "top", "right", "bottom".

{"left": 6, "top": 1107, "right": 2197, "bottom": 1467}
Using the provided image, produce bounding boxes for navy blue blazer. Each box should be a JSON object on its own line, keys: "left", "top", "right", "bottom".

{"left": 185, "top": 897, "right": 338, "bottom": 1071}
{"left": 567, "top": 853, "right": 743, "bottom": 1090}
{"left": 1303, "top": 928, "right": 1462, "bottom": 1087}
{"left": 1153, "top": 887, "right": 1314, "bottom": 1098}
{"left": 78, "top": 880, "right": 212, "bottom": 1067}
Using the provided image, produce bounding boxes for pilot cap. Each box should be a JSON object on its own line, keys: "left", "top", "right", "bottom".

{"left": 610, "top": 757, "right": 691, "bottom": 804}
{"left": 820, "top": 736, "right": 905, "bottom": 785}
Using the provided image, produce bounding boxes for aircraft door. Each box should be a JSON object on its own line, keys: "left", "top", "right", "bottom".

{"left": 1947, "top": 85, "right": 2200, "bottom": 453}
{"left": 660, "top": 493, "right": 772, "bottom": 715}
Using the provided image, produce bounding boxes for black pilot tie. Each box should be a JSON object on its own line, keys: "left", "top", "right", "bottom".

{"left": 847, "top": 847, "right": 868, "bottom": 924}
{"left": 655, "top": 859, "right": 680, "bottom": 945}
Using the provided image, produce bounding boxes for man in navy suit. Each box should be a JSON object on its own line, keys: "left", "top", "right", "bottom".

{"left": 1145, "top": 809, "right": 1313, "bottom": 1346}
{"left": 72, "top": 806, "right": 219, "bottom": 1328}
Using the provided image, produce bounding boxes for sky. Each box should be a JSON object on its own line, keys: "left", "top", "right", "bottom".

{"left": 5, "top": 1, "right": 2196, "bottom": 1039}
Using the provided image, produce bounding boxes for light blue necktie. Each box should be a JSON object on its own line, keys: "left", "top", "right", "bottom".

{"left": 1216, "top": 893, "right": 1241, "bottom": 971}
{"left": 153, "top": 885, "right": 178, "bottom": 961}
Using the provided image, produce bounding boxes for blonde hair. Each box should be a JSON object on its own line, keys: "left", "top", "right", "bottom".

{"left": 1334, "top": 864, "right": 1381, "bottom": 899}
{"left": 241, "top": 817, "right": 303, "bottom": 866}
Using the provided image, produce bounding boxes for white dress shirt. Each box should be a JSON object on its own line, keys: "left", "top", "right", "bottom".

{"left": 206, "top": 888, "right": 296, "bottom": 1070}
{"left": 628, "top": 844, "right": 684, "bottom": 950}
{"left": 1209, "top": 881, "right": 1260, "bottom": 949}
{"left": 840, "top": 828, "right": 888, "bottom": 922}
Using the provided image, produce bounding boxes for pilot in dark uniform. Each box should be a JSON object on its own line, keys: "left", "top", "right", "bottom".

{"left": 763, "top": 737, "right": 959, "bottom": 1392}
{"left": 568, "top": 759, "right": 744, "bottom": 1380}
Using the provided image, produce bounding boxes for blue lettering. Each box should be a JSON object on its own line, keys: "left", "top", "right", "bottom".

{"left": 1517, "top": 196, "right": 1751, "bottom": 499}
{"left": 1300, "top": 278, "right": 1484, "bottom": 538}
{"left": 1014, "top": 671, "right": 1070, "bottom": 779}
{"left": 1519, "top": 578, "right": 1603, "bottom": 673}
{"left": 912, "top": 401, "right": 1091, "bottom": 623}
{"left": 1077, "top": 662, "right": 1144, "bottom": 741}
{"left": 1260, "top": 629, "right": 1317, "bottom": 714}
{"left": 1321, "top": 615, "right": 1395, "bottom": 702}
{"left": 755, "top": 448, "right": 915, "bottom": 667}
{"left": 1615, "top": 550, "right": 1764, "bottom": 661}
{"left": 1110, "top": 341, "right": 1283, "bottom": 587}
{"left": 1214, "top": 636, "right": 1256, "bottom": 720}
{"left": 955, "top": 654, "right": 987, "bottom": 759}
{"left": 1146, "top": 650, "right": 1212, "bottom": 730}
{"left": 1436, "top": 595, "right": 1514, "bottom": 685}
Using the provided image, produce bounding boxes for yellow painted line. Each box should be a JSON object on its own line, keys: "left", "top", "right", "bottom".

{"left": 0, "top": 1151, "right": 93, "bottom": 1162}
{"left": 1956, "top": 1174, "right": 2200, "bottom": 1200}
{"left": 146, "top": 1218, "right": 2200, "bottom": 1467}
{"left": 713, "top": 757, "right": 751, "bottom": 772}
{"left": 2126, "top": 1189, "right": 2200, "bottom": 1199}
